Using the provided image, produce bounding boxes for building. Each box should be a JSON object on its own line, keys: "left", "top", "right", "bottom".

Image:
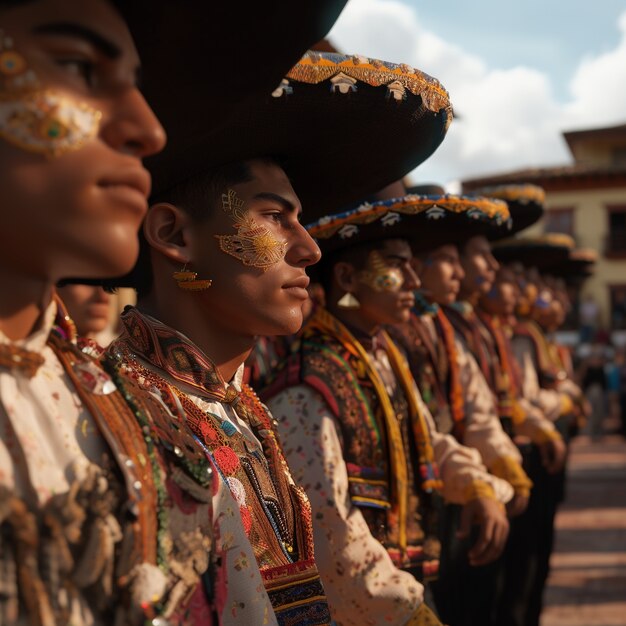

{"left": 462, "top": 122, "right": 626, "bottom": 336}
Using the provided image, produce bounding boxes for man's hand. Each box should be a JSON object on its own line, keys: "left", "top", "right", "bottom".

{"left": 505, "top": 493, "right": 529, "bottom": 518}
{"left": 457, "top": 497, "right": 509, "bottom": 566}
{"left": 539, "top": 436, "right": 567, "bottom": 474}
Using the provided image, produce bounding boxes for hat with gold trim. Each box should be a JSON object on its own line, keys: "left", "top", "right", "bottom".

{"left": 468, "top": 184, "right": 545, "bottom": 237}
{"left": 492, "top": 233, "right": 575, "bottom": 269}
{"left": 544, "top": 247, "right": 597, "bottom": 283}
{"left": 146, "top": 51, "right": 453, "bottom": 214}
{"left": 306, "top": 192, "right": 510, "bottom": 257}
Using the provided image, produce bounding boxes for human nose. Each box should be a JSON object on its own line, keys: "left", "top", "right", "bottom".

{"left": 454, "top": 262, "right": 465, "bottom": 281}
{"left": 286, "top": 223, "right": 322, "bottom": 268}
{"left": 487, "top": 251, "right": 500, "bottom": 272}
{"left": 403, "top": 263, "right": 421, "bottom": 291}
{"left": 100, "top": 87, "right": 167, "bottom": 158}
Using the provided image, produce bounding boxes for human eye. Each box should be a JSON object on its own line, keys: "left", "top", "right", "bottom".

{"left": 55, "top": 57, "right": 96, "bottom": 87}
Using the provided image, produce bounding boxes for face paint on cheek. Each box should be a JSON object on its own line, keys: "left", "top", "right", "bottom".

{"left": 486, "top": 286, "right": 498, "bottom": 300}
{"left": 215, "top": 189, "right": 287, "bottom": 272}
{"left": 358, "top": 250, "right": 404, "bottom": 293}
{"left": 0, "top": 31, "right": 101, "bottom": 157}
{"left": 475, "top": 275, "right": 487, "bottom": 286}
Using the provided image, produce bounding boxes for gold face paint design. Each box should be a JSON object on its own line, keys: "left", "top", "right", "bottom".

{"left": 0, "top": 30, "right": 101, "bottom": 157}
{"left": 215, "top": 189, "right": 287, "bottom": 271}
{"left": 358, "top": 250, "right": 404, "bottom": 292}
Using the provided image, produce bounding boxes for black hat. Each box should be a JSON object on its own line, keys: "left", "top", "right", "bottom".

{"left": 118, "top": 0, "right": 349, "bottom": 195}
{"left": 492, "top": 233, "right": 575, "bottom": 270}
{"left": 306, "top": 193, "right": 510, "bottom": 257}
{"left": 543, "top": 247, "right": 597, "bottom": 284}
{"left": 468, "top": 184, "right": 545, "bottom": 237}
{"left": 146, "top": 51, "right": 453, "bottom": 215}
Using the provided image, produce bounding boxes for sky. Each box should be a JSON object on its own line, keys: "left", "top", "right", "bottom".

{"left": 328, "top": 0, "right": 626, "bottom": 190}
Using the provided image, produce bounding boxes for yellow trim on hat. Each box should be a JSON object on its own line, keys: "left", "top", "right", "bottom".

{"left": 472, "top": 183, "right": 546, "bottom": 205}
{"left": 288, "top": 52, "right": 452, "bottom": 127}
{"left": 309, "top": 195, "right": 510, "bottom": 240}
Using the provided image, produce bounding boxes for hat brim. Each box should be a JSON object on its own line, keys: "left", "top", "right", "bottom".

{"left": 307, "top": 194, "right": 510, "bottom": 257}
{"left": 148, "top": 52, "right": 452, "bottom": 214}
{"left": 119, "top": 1, "right": 349, "bottom": 193}
{"left": 493, "top": 237, "right": 573, "bottom": 270}
{"left": 468, "top": 184, "right": 545, "bottom": 238}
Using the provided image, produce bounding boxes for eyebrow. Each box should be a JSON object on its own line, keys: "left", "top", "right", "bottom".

{"left": 252, "top": 192, "right": 301, "bottom": 215}
{"left": 33, "top": 22, "right": 122, "bottom": 59}
{"left": 385, "top": 253, "right": 412, "bottom": 263}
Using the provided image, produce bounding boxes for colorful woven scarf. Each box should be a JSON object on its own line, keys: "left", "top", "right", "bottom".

{"left": 434, "top": 309, "right": 465, "bottom": 436}
{"left": 307, "top": 309, "right": 442, "bottom": 556}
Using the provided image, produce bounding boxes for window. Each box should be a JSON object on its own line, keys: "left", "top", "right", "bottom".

{"left": 606, "top": 205, "right": 626, "bottom": 256}
{"left": 610, "top": 285, "right": 626, "bottom": 330}
{"left": 544, "top": 208, "right": 574, "bottom": 235}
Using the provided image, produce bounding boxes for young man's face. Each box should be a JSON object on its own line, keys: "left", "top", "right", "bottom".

{"left": 479, "top": 266, "right": 519, "bottom": 317}
{"left": 184, "top": 159, "right": 321, "bottom": 337}
{"left": 416, "top": 243, "right": 464, "bottom": 306}
{"left": 459, "top": 235, "right": 499, "bottom": 297}
{"left": 345, "top": 238, "right": 420, "bottom": 327}
{"left": 0, "top": 0, "right": 165, "bottom": 282}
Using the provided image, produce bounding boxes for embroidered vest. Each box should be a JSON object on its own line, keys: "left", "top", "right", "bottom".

{"left": 264, "top": 309, "right": 441, "bottom": 580}
{"left": 111, "top": 307, "right": 330, "bottom": 625}
{"left": 0, "top": 302, "right": 216, "bottom": 626}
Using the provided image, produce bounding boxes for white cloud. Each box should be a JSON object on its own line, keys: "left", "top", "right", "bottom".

{"left": 328, "top": 1, "right": 626, "bottom": 189}
{"left": 564, "top": 11, "right": 626, "bottom": 126}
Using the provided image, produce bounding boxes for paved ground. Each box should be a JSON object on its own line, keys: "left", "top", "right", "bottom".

{"left": 540, "top": 433, "right": 626, "bottom": 626}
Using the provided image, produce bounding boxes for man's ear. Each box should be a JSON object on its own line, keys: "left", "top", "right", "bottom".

{"left": 143, "top": 202, "right": 192, "bottom": 265}
{"left": 334, "top": 261, "right": 359, "bottom": 293}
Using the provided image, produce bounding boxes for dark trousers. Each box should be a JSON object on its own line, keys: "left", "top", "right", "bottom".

{"left": 431, "top": 504, "right": 501, "bottom": 626}
{"left": 495, "top": 445, "right": 562, "bottom": 626}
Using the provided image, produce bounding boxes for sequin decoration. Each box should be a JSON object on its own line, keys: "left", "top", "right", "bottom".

{"left": 358, "top": 251, "right": 404, "bottom": 293}
{"left": 0, "top": 29, "right": 102, "bottom": 157}
{"left": 215, "top": 189, "right": 287, "bottom": 271}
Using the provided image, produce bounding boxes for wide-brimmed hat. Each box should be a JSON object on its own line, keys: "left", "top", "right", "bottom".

{"left": 146, "top": 51, "right": 453, "bottom": 215}
{"left": 492, "top": 233, "right": 575, "bottom": 270}
{"left": 306, "top": 193, "right": 510, "bottom": 258}
{"left": 543, "top": 247, "right": 597, "bottom": 284}
{"left": 118, "top": 1, "right": 348, "bottom": 192}
{"left": 468, "top": 184, "right": 545, "bottom": 237}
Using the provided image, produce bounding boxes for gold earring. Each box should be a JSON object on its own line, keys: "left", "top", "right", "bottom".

{"left": 337, "top": 292, "right": 360, "bottom": 309}
{"left": 173, "top": 264, "right": 212, "bottom": 291}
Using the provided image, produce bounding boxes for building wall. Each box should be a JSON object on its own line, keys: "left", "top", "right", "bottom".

{"left": 528, "top": 185, "right": 626, "bottom": 329}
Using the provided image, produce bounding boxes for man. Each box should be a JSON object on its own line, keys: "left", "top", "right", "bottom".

{"left": 491, "top": 234, "right": 588, "bottom": 626}
{"left": 383, "top": 189, "right": 530, "bottom": 626}
{"left": 0, "top": 1, "right": 349, "bottom": 623}
{"left": 106, "top": 51, "right": 454, "bottom": 624}
{"left": 263, "top": 198, "right": 513, "bottom": 626}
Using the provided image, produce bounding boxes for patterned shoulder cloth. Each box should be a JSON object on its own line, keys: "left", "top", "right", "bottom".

{"left": 109, "top": 306, "right": 330, "bottom": 626}
{"left": 264, "top": 307, "right": 442, "bottom": 579}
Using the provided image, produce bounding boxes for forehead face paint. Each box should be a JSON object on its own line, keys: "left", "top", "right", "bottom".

{"left": 0, "top": 29, "right": 101, "bottom": 157}
{"left": 215, "top": 189, "right": 287, "bottom": 271}
{"left": 358, "top": 250, "right": 404, "bottom": 293}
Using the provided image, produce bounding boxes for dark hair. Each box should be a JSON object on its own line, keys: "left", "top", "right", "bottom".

{"left": 314, "top": 241, "right": 377, "bottom": 297}
{"left": 128, "top": 157, "right": 279, "bottom": 297}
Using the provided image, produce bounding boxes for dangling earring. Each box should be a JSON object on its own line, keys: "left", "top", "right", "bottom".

{"left": 173, "top": 264, "right": 212, "bottom": 291}
{"left": 337, "top": 292, "right": 360, "bottom": 309}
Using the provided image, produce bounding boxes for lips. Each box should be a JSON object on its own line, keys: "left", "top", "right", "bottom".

{"left": 282, "top": 275, "right": 310, "bottom": 300}
{"left": 282, "top": 275, "right": 310, "bottom": 290}
{"left": 98, "top": 167, "right": 152, "bottom": 214}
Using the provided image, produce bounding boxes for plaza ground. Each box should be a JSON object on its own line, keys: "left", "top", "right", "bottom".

{"left": 541, "top": 433, "right": 626, "bottom": 626}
